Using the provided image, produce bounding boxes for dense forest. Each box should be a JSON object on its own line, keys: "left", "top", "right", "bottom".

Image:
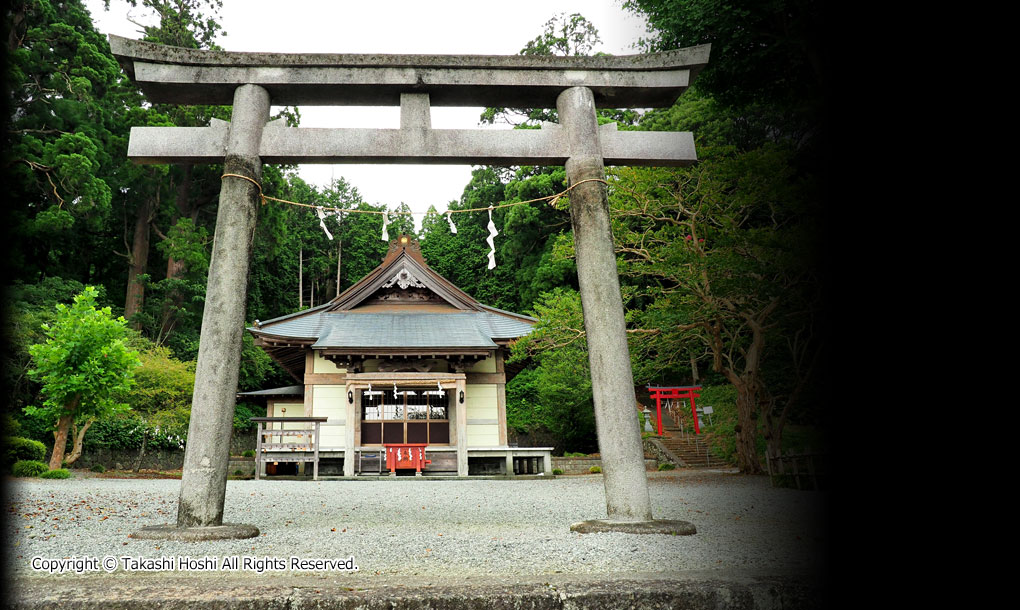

{"left": 2, "top": 0, "right": 827, "bottom": 474}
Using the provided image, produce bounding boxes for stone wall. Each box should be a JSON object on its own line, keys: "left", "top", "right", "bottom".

{"left": 642, "top": 437, "right": 683, "bottom": 467}
{"left": 552, "top": 456, "right": 657, "bottom": 475}
{"left": 71, "top": 430, "right": 257, "bottom": 472}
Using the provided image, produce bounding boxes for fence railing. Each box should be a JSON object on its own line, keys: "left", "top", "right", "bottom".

{"left": 250, "top": 417, "right": 328, "bottom": 481}
{"left": 765, "top": 449, "right": 826, "bottom": 490}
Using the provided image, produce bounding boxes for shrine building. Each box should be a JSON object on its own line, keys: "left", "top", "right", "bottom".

{"left": 241, "top": 235, "right": 551, "bottom": 478}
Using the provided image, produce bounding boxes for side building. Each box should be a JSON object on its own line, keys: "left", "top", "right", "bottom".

{"left": 242, "top": 235, "right": 549, "bottom": 477}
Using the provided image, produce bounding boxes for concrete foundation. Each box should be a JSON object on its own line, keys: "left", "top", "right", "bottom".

{"left": 128, "top": 523, "right": 260, "bottom": 541}
{"left": 569, "top": 518, "right": 697, "bottom": 536}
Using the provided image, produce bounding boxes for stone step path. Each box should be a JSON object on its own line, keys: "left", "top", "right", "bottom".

{"left": 659, "top": 429, "right": 717, "bottom": 468}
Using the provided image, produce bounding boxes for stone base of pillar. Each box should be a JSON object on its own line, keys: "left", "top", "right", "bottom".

{"left": 129, "top": 523, "right": 260, "bottom": 541}
{"left": 569, "top": 519, "right": 696, "bottom": 536}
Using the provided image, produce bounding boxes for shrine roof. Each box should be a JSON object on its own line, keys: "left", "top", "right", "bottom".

{"left": 236, "top": 385, "right": 304, "bottom": 397}
{"left": 248, "top": 236, "right": 536, "bottom": 351}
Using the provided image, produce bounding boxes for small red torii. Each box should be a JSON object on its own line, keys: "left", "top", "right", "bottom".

{"left": 647, "top": 385, "right": 703, "bottom": 436}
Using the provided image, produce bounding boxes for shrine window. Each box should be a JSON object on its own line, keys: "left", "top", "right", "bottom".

{"left": 361, "top": 387, "right": 450, "bottom": 445}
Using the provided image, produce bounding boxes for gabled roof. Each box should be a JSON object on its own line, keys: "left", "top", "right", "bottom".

{"left": 248, "top": 237, "right": 536, "bottom": 377}
{"left": 326, "top": 236, "right": 482, "bottom": 312}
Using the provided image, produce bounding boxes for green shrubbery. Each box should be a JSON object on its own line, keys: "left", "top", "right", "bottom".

{"left": 589, "top": 465, "right": 602, "bottom": 474}
{"left": 242, "top": 449, "right": 256, "bottom": 458}
{"left": 90, "top": 464, "right": 106, "bottom": 473}
{"left": 5, "top": 436, "right": 47, "bottom": 466}
{"left": 83, "top": 409, "right": 190, "bottom": 452}
{"left": 12, "top": 460, "right": 48, "bottom": 477}
{"left": 552, "top": 468, "right": 563, "bottom": 475}
{"left": 657, "top": 463, "right": 675, "bottom": 471}
{"left": 233, "top": 402, "right": 261, "bottom": 432}
{"left": 40, "top": 468, "right": 71, "bottom": 479}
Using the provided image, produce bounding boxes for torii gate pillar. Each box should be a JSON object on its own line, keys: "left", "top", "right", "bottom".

{"left": 558, "top": 87, "right": 651, "bottom": 522}
{"left": 176, "top": 84, "right": 269, "bottom": 530}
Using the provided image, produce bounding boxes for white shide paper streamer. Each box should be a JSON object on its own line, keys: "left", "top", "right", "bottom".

{"left": 486, "top": 207, "right": 498, "bottom": 270}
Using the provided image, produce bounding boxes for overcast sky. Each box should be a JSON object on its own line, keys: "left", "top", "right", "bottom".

{"left": 84, "top": 0, "right": 649, "bottom": 225}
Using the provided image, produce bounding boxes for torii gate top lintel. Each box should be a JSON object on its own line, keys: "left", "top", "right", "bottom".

{"left": 109, "top": 35, "right": 710, "bottom": 108}
{"left": 111, "top": 36, "right": 709, "bottom": 167}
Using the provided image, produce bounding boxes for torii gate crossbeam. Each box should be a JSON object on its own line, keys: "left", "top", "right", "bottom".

{"left": 112, "top": 36, "right": 708, "bottom": 540}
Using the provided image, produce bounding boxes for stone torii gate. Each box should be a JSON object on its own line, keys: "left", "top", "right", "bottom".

{"left": 112, "top": 35, "right": 709, "bottom": 539}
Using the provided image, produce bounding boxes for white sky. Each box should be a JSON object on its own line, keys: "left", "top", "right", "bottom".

{"left": 84, "top": 0, "right": 650, "bottom": 225}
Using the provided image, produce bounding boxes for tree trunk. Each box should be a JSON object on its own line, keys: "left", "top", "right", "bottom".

{"left": 164, "top": 164, "right": 195, "bottom": 282}
{"left": 134, "top": 429, "right": 148, "bottom": 473}
{"left": 763, "top": 411, "right": 783, "bottom": 471}
{"left": 124, "top": 197, "right": 156, "bottom": 328}
{"left": 157, "top": 165, "right": 196, "bottom": 339}
{"left": 733, "top": 382, "right": 763, "bottom": 474}
{"left": 7, "top": 2, "right": 25, "bottom": 52}
{"left": 49, "top": 413, "right": 73, "bottom": 470}
{"left": 65, "top": 417, "right": 94, "bottom": 465}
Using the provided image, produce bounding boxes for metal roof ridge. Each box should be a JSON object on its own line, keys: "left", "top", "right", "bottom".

{"left": 252, "top": 302, "right": 331, "bottom": 328}
{"left": 478, "top": 303, "right": 538, "bottom": 323}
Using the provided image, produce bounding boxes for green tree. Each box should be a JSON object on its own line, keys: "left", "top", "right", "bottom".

{"left": 607, "top": 146, "right": 822, "bottom": 473}
{"left": 5, "top": 0, "right": 126, "bottom": 287}
{"left": 26, "top": 287, "right": 142, "bottom": 469}
{"left": 508, "top": 288, "right": 597, "bottom": 453}
{"left": 623, "top": 0, "right": 823, "bottom": 114}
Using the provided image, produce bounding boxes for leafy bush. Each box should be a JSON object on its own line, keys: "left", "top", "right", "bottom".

{"left": 5, "top": 436, "right": 47, "bottom": 465}
{"left": 657, "top": 463, "right": 675, "bottom": 471}
{"left": 2, "top": 413, "right": 22, "bottom": 436}
{"left": 233, "top": 402, "right": 261, "bottom": 432}
{"left": 552, "top": 468, "right": 563, "bottom": 475}
{"left": 90, "top": 464, "right": 106, "bottom": 473}
{"left": 506, "top": 290, "right": 599, "bottom": 454}
{"left": 12, "top": 460, "right": 48, "bottom": 477}
{"left": 83, "top": 410, "right": 188, "bottom": 452}
{"left": 40, "top": 468, "right": 71, "bottom": 479}
{"left": 242, "top": 449, "right": 255, "bottom": 458}
{"left": 564, "top": 451, "right": 586, "bottom": 457}
{"left": 126, "top": 344, "right": 195, "bottom": 414}
{"left": 233, "top": 469, "right": 244, "bottom": 476}
{"left": 589, "top": 465, "right": 602, "bottom": 474}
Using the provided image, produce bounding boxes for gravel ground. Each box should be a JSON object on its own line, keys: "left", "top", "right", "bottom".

{"left": 5, "top": 470, "right": 827, "bottom": 582}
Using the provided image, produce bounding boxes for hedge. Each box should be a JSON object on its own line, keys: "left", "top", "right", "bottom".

{"left": 12, "top": 460, "right": 48, "bottom": 477}
{"left": 40, "top": 468, "right": 71, "bottom": 479}
{"left": 5, "top": 436, "right": 47, "bottom": 467}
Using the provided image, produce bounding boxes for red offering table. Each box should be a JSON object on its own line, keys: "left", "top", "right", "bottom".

{"left": 383, "top": 443, "right": 431, "bottom": 475}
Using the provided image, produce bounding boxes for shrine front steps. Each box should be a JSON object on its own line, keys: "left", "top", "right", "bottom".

{"left": 659, "top": 432, "right": 717, "bottom": 468}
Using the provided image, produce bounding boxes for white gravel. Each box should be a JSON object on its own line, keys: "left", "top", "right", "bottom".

{"left": 5, "top": 471, "right": 826, "bottom": 580}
